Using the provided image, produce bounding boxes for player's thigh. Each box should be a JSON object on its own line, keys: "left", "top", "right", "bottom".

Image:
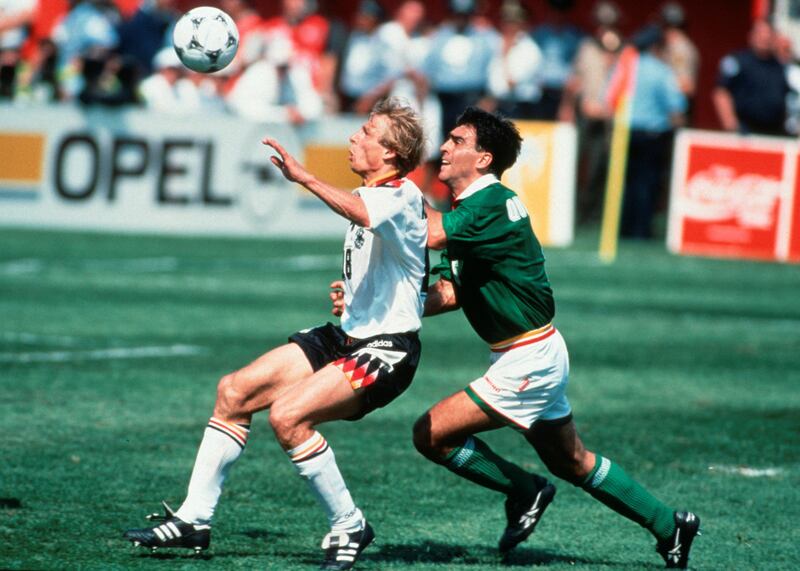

{"left": 473, "top": 328, "right": 571, "bottom": 431}
{"left": 416, "top": 389, "right": 505, "bottom": 448}
{"left": 220, "top": 342, "right": 314, "bottom": 413}
{"left": 270, "top": 363, "right": 364, "bottom": 429}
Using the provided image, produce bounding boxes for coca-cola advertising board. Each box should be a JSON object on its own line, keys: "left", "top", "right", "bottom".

{"left": 790, "top": 152, "right": 800, "bottom": 263}
{"left": 667, "top": 130, "right": 799, "bottom": 263}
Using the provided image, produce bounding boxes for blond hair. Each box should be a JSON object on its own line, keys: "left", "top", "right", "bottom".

{"left": 371, "top": 97, "right": 426, "bottom": 176}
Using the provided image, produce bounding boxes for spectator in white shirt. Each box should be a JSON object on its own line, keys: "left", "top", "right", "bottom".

{"left": 139, "top": 47, "right": 186, "bottom": 112}
{"left": 487, "top": 1, "right": 542, "bottom": 119}
{"left": 227, "top": 35, "right": 323, "bottom": 125}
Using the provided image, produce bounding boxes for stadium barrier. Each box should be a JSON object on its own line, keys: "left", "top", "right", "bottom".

{"left": 667, "top": 129, "right": 800, "bottom": 263}
{"left": 0, "top": 105, "right": 347, "bottom": 237}
{"left": 503, "top": 120, "right": 576, "bottom": 247}
{"left": 0, "top": 106, "right": 576, "bottom": 245}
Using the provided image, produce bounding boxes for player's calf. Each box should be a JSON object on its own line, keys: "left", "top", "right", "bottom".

{"left": 411, "top": 411, "right": 468, "bottom": 463}
{"left": 123, "top": 501, "right": 210, "bottom": 554}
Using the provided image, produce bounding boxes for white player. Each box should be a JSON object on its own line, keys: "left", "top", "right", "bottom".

{"left": 124, "top": 97, "right": 428, "bottom": 571}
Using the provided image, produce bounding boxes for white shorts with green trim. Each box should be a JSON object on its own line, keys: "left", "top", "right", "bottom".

{"left": 466, "top": 326, "right": 571, "bottom": 431}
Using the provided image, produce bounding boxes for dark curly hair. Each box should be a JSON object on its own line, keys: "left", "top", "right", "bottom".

{"left": 455, "top": 107, "right": 522, "bottom": 177}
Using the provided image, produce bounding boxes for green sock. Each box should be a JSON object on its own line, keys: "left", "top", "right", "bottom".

{"left": 444, "top": 436, "right": 547, "bottom": 498}
{"left": 581, "top": 454, "right": 676, "bottom": 540}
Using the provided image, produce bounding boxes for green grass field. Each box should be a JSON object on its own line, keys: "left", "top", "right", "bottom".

{"left": 1, "top": 228, "right": 798, "bottom": 570}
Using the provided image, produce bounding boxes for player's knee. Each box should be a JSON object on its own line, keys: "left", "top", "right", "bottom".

{"left": 412, "top": 414, "right": 445, "bottom": 461}
{"left": 214, "top": 373, "right": 246, "bottom": 418}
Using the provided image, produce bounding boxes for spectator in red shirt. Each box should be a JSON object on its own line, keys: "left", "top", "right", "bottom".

{"left": 220, "top": 0, "right": 263, "bottom": 67}
{"left": 262, "top": 0, "right": 330, "bottom": 89}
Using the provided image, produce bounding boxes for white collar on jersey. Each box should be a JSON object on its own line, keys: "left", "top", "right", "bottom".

{"left": 454, "top": 174, "right": 499, "bottom": 203}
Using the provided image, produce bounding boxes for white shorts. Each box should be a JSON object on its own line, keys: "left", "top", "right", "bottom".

{"left": 466, "top": 324, "right": 572, "bottom": 432}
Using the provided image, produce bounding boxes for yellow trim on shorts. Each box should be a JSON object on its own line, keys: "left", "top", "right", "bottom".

{"left": 489, "top": 323, "right": 553, "bottom": 352}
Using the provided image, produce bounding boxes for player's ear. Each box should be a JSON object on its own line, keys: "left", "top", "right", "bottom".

{"left": 382, "top": 147, "right": 397, "bottom": 163}
{"left": 476, "top": 151, "right": 493, "bottom": 171}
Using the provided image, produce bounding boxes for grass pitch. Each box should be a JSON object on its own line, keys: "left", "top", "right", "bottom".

{"left": 1, "top": 228, "right": 798, "bottom": 570}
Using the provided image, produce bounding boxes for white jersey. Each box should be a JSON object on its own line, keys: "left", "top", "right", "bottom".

{"left": 340, "top": 175, "right": 428, "bottom": 338}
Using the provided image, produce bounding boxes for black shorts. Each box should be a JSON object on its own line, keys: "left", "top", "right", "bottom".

{"left": 289, "top": 322, "right": 421, "bottom": 420}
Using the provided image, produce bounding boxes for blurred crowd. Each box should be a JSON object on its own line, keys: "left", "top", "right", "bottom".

{"left": 1, "top": 0, "right": 799, "bottom": 237}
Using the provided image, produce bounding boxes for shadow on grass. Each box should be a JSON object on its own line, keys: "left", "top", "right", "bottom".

{"left": 502, "top": 547, "right": 655, "bottom": 568}
{"left": 128, "top": 529, "right": 289, "bottom": 561}
{"left": 132, "top": 545, "right": 657, "bottom": 569}
{"left": 240, "top": 527, "right": 287, "bottom": 540}
{"left": 133, "top": 548, "right": 275, "bottom": 561}
{"left": 134, "top": 551, "right": 214, "bottom": 561}
{"left": 328, "top": 541, "right": 643, "bottom": 568}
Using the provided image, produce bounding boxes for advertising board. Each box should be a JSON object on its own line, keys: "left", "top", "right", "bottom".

{"left": 667, "top": 130, "right": 799, "bottom": 263}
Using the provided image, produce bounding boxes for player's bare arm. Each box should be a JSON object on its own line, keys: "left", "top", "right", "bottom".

{"left": 263, "top": 137, "right": 371, "bottom": 227}
{"left": 423, "top": 278, "right": 459, "bottom": 316}
{"left": 425, "top": 203, "right": 447, "bottom": 249}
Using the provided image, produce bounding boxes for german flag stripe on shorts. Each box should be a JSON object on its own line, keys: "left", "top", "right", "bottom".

{"left": 489, "top": 323, "right": 555, "bottom": 353}
{"left": 334, "top": 354, "right": 382, "bottom": 390}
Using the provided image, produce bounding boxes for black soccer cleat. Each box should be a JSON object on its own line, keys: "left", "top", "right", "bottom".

{"left": 656, "top": 511, "right": 701, "bottom": 568}
{"left": 498, "top": 482, "right": 556, "bottom": 553}
{"left": 319, "top": 521, "right": 375, "bottom": 570}
{"left": 123, "top": 501, "right": 210, "bottom": 554}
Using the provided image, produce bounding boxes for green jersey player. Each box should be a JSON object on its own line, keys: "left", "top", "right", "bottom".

{"left": 414, "top": 107, "right": 700, "bottom": 568}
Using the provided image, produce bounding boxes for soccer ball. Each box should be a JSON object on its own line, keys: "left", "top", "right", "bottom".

{"left": 172, "top": 7, "right": 239, "bottom": 73}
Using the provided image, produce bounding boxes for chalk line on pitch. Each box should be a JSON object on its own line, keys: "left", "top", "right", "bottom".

{"left": 708, "top": 465, "right": 784, "bottom": 478}
{"left": 1, "top": 331, "right": 84, "bottom": 346}
{"left": 0, "top": 255, "right": 339, "bottom": 275}
{"left": 0, "top": 344, "right": 206, "bottom": 363}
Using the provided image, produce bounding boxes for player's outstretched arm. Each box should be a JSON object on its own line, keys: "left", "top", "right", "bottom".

{"left": 263, "top": 138, "right": 370, "bottom": 227}
{"left": 425, "top": 203, "right": 447, "bottom": 250}
{"left": 424, "top": 278, "right": 459, "bottom": 316}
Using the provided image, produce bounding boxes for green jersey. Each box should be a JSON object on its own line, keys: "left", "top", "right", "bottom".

{"left": 432, "top": 180, "right": 554, "bottom": 345}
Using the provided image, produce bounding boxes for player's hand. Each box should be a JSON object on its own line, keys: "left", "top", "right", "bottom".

{"left": 262, "top": 137, "right": 313, "bottom": 185}
{"left": 329, "top": 280, "right": 345, "bottom": 317}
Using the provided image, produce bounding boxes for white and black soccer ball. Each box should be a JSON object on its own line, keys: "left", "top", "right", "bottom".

{"left": 172, "top": 6, "right": 239, "bottom": 73}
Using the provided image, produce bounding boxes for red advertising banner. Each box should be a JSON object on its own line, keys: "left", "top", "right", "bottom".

{"left": 668, "top": 130, "right": 798, "bottom": 263}
{"left": 788, "top": 153, "right": 800, "bottom": 263}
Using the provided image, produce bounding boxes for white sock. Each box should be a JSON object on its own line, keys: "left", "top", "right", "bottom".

{"left": 288, "top": 431, "right": 364, "bottom": 532}
{"left": 174, "top": 417, "right": 250, "bottom": 524}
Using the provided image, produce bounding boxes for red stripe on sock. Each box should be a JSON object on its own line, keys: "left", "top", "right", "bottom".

{"left": 208, "top": 418, "right": 248, "bottom": 447}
